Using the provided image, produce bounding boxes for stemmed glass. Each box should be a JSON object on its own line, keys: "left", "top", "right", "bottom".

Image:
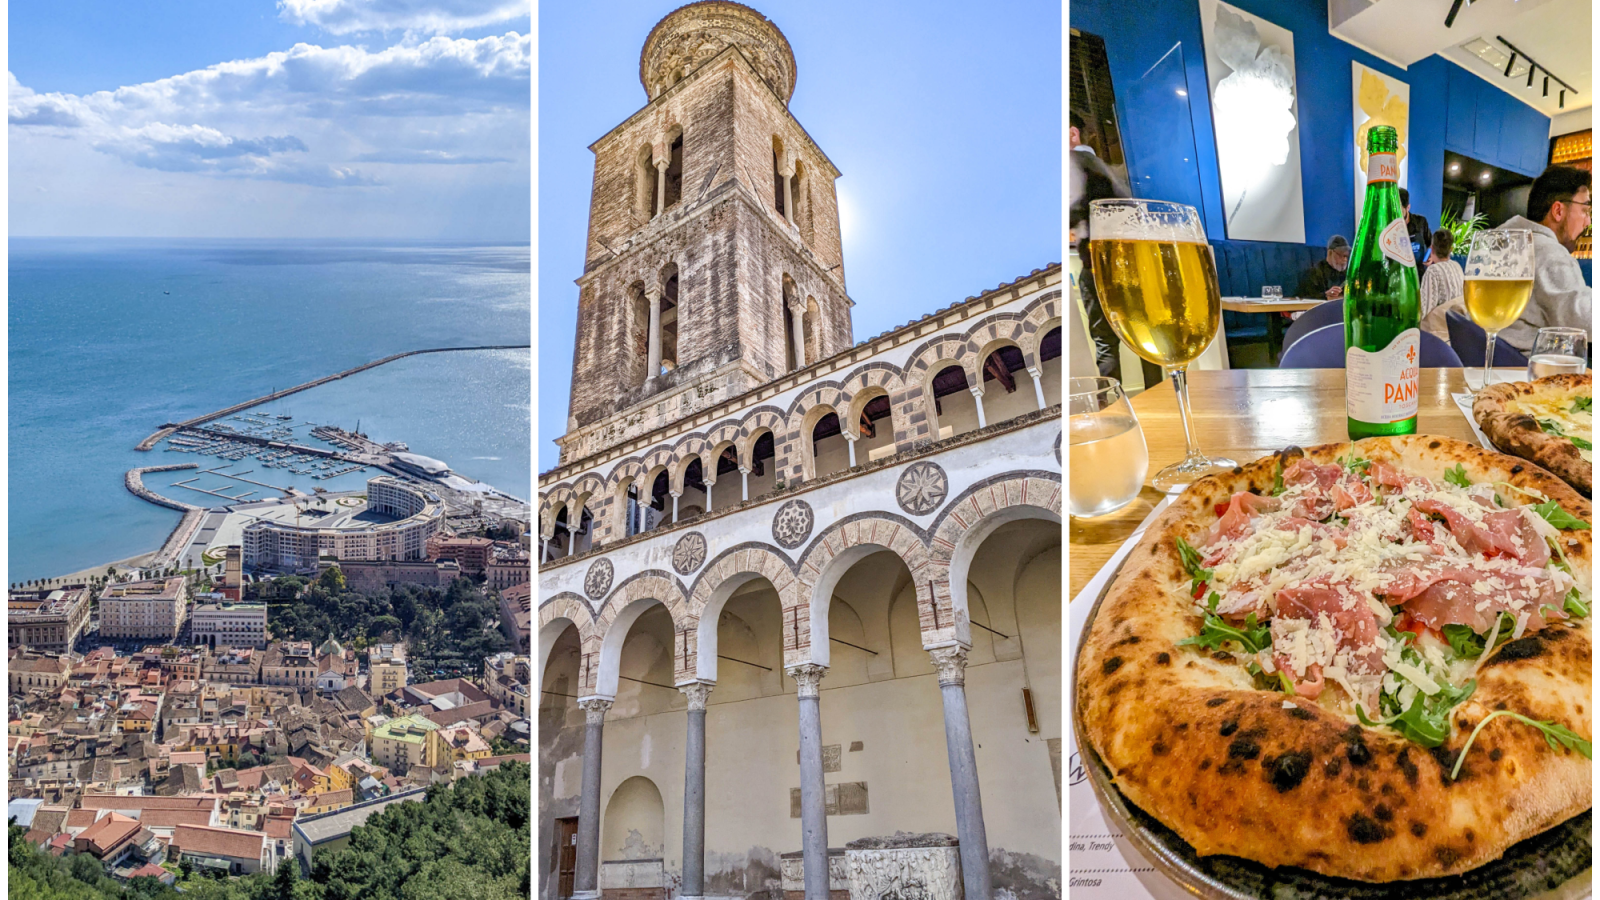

{"left": 1462, "top": 230, "right": 1535, "bottom": 393}
{"left": 1088, "top": 199, "right": 1235, "bottom": 492}
{"left": 1527, "top": 327, "right": 1588, "bottom": 378}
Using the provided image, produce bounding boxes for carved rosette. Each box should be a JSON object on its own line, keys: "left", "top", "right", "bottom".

{"left": 577, "top": 697, "right": 613, "bottom": 725}
{"left": 639, "top": 2, "right": 797, "bottom": 102}
{"left": 673, "top": 531, "right": 707, "bottom": 575}
{"left": 895, "top": 461, "right": 949, "bottom": 516}
{"left": 771, "top": 499, "right": 814, "bottom": 549}
{"left": 584, "top": 558, "right": 614, "bottom": 600}
{"left": 927, "top": 645, "right": 969, "bottom": 687}
{"left": 786, "top": 663, "right": 827, "bottom": 699}
{"left": 679, "top": 681, "right": 714, "bottom": 711}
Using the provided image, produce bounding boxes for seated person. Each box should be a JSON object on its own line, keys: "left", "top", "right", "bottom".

{"left": 1494, "top": 165, "right": 1592, "bottom": 353}
{"left": 1298, "top": 235, "right": 1349, "bottom": 301}
{"left": 1419, "top": 229, "right": 1465, "bottom": 343}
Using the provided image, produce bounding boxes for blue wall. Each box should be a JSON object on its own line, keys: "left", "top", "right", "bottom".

{"left": 1073, "top": 0, "right": 1550, "bottom": 246}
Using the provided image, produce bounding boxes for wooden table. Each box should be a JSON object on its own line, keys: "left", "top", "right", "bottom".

{"left": 1069, "top": 367, "right": 1496, "bottom": 595}
{"left": 1220, "top": 297, "right": 1328, "bottom": 364}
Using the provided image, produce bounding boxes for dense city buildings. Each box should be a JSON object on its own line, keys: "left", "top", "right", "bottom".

{"left": 8, "top": 587, "right": 91, "bottom": 652}
{"left": 426, "top": 534, "right": 495, "bottom": 576}
{"left": 242, "top": 477, "right": 444, "bottom": 573}
{"left": 191, "top": 599, "right": 268, "bottom": 648}
{"left": 99, "top": 577, "right": 190, "bottom": 641}
{"left": 368, "top": 643, "right": 408, "bottom": 695}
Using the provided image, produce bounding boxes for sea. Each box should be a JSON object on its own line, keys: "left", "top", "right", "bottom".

{"left": 9, "top": 238, "right": 531, "bottom": 584}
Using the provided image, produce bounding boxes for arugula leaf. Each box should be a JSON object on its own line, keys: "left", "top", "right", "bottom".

{"left": 1573, "top": 436, "right": 1593, "bottom": 451}
{"left": 1565, "top": 587, "right": 1590, "bottom": 619}
{"left": 1341, "top": 448, "right": 1371, "bottom": 475}
{"left": 1441, "top": 613, "right": 1516, "bottom": 660}
{"left": 1174, "top": 535, "right": 1213, "bottom": 592}
{"left": 1532, "top": 500, "right": 1592, "bottom": 531}
{"left": 1390, "top": 680, "right": 1477, "bottom": 748}
{"left": 1276, "top": 672, "right": 1296, "bottom": 695}
{"left": 1443, "top": 463, "right": 1472, "bottom": 488}
{"left": 1538, "top": 417, "right": 1567, "bottom": 436}
{"left": 1571, "top": 396, "right": 1592, "bottom": 413}
{"left": 1178, "top": 597, "right": 1271, "bottom": 655}
{"left": 1271, "top": 457, "right": 1286, "bottom": 496}
{"left": 1451, "top": 710, "right": 1592, "bottom": 780}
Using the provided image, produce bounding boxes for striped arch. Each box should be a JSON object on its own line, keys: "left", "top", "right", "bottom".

{"left": 669, "top": 435, "right": 710, "bottom": 494}
{"left": 568, "top": 473, "right": 607, "bottom": 524}
{"left": 964, "top": 313, "right": 1030, "bottom": 392}
{"left": 537, "top": 592, "right": 599, "bottom": 695}
{"left": 601, "top": 457, "right": 650, "bottom": 543}
{"left": 786, "top": 382, "right": 848, "bottom": 482}
{"left": 737, "top": 407, "right": 788, "bottom": 470}
{"left": 926, "top": 472, "right": 1063, "bottom": 650}
{"left": 592, "top": 570, "right": 695, "bottom": 698}
{"left": 639, "top": 445, "right": 677, "bottom": 498}
{"left": 685, "top": 543, "right": 799, "bottom": 683}
{"left": 1018, "top": 289, "right": 1064, "bottom": 370}
{"left": 902, "top": 333, "right": 973, "bottom": 444}
{"left": 539, "top": 486, "right": 576, "bottom": 539}
{"left": 791, "top": 514, "right": 932, "bottom": 669}
{"left": 838, "top": 363, "right": 909, "bottom": 445}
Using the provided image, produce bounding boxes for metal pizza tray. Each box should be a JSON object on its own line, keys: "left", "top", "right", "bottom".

{"left": 1070, "top": 554, "right": 1593, "bottom": 900}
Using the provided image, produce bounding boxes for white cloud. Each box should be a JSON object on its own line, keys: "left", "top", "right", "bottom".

{"left": 278, "top": 0, "right": 530, "bottom": 35}
{"left": 8, "top": 33, "right": 528, "bottom": 188}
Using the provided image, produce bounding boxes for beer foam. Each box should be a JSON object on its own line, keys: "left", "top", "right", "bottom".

{"left": 1089, "top": 200, "right": 1207, "bottom": 243}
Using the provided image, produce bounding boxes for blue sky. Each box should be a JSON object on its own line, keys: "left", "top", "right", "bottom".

{"left": 538, "top": 0, "right": 1062, "bottom": 471}
{"left": 9, "top": 0, "right": 530, "bottom": 239}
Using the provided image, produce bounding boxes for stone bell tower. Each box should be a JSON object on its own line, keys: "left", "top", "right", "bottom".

{"left": 558, "top": 1, "right": 852, "bottom": 465}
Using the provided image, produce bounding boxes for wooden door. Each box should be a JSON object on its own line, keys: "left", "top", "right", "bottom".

{"left": 555, "top": 817, "right": 578, "bottom": 899}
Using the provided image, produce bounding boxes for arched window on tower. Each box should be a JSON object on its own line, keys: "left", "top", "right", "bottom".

{"left": 681, "top": 458, "right": 706, "bottom": 518}
{"left": 659, "top": 265, "right": 680, "bottom": 373}
{"left": 771, "top": 136, "right": 787, "bottom": 218}
{"left": 780, "top": 275, "right": 802, "bottom": 371}
{"left": 636, "top": 146, "right": 660, "bottom": 222}
{"left": 791, "top": 158, "right": 808, "bottom": 237}
{"left": 664, "top": 130, "right": 683, "bottom": 209}
{"left": 712, "top": 445, "right": 739, "bottom": 512}
{"left": 624, "top": 483, "right": 643, "bottom": 537}
{"left": 572, "top": 507, "right": 594, "bottom": 556}
{"left": 628, "top": 282, "right": 650, "bottom": 388}
{"left": 856, "top": 393, "right": 895, "bottom": 462}
{"left": 802, "top": 296, "right": 820, "bottom": 366}
{"left": 748, "top": 430, "right": 777, "bottom": 497}
{"left": 647, "top": 471, "right": 671, "bottom": 530}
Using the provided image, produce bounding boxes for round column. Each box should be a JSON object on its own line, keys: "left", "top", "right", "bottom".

{"left": 573, "top": 697, "right": 612, "bottom": 900}
{"left": 788, "top": 663, "right": 830, "bottom": 900}
{"left": 678, "top": 682, "right": 713, "bottom": 900}
{"left": 930, "top": 646, "right": 992, "bottom": 900}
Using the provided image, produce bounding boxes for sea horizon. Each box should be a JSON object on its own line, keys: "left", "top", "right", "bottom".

{"left": 9, "top": 237, "right": 531, "bottom": 583}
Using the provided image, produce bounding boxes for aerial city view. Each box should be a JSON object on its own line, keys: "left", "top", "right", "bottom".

{"left": 8, "top": 2, "right": 533, "bottom": 898}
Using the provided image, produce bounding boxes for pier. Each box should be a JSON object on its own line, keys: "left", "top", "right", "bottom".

{"left": 134, "top": 343, "right": 530, "bottom": 451}
{"left": 124, "top": 464, "right": 206, "bottom": 569}
{"left": 204, "top": 467, "right": 296, "bottom": 497}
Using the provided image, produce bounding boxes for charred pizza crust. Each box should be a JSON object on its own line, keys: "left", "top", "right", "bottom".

{"left": 1075, "top": 435, "right": 1592, "bottom": 882}
{"left": 1474, "top": 374, "right": 1591, "bottom": 496}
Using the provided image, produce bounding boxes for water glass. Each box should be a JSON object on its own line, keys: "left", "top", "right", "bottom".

{"left": 1262, "top": 285, "right": 1283, "bottom": 300}
{"left": 1068, "top": 377, "right": 1149, "bottom": 517}
{"left": 1527, "top": 328, "right": 1589, "bottom": 379}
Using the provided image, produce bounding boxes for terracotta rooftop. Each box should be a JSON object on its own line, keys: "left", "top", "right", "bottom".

{"left": 173, "top": 824, "right": 266, "bottom": 861}
{"left": 76, "top": 813, "right": 141, "bottom": 856}
{"left": 80, "top": 794, "right": 214, "bottom": 812}
{"left": 139, "top": 808, "right": 214, "bottom": 830}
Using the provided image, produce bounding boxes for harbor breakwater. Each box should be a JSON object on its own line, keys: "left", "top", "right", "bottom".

{"left": 125, "top": 464, "right": 205, "bottom": 569}
{"left": 135, "top": 344, "right": 530, "bottom": 451}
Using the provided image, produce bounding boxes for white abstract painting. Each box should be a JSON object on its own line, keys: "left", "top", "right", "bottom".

{"left": 1352, "top": 62, "right": 1410, "bottom": 225}
{"left": 1199, "top": 0, "right": 1305, "bottom": 243}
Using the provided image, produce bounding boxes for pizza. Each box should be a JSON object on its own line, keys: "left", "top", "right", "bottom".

{"left": 1075, "top": 435, "right": 1592, "bottom": 883}
{"left": 1474, "top": 374, "right": 1592, "bottom": 496}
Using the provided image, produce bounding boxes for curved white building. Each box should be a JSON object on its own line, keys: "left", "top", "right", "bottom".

{"left": 243, "top": 477, "right": 443, "bottom": 573}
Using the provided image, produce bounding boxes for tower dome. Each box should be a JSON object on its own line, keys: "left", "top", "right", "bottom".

{"left": 640, "top": 2, "right": 796, "bottom": 103}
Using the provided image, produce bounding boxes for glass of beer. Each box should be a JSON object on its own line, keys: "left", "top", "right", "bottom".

{"left": 1088, "top": 198, "right": 1236, "bottom": 491}
{"left": 1462, "top": 230, "right": 1535, "bottom": 392}
{"left": 1527, "top": 327, "right": 1588, "bottom": 379}
{"left": 1068, "top": 377, "right": 1148, "bottom": 517}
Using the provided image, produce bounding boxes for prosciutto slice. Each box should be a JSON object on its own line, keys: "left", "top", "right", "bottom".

{"left": 1412, "top": 499, "right": 1527, "bottom": 559}
{"left": 1271, "top": 582, "right": 1385, "bottom": 699}
{"left": 1403, "top": 578, "right": 1566, "bottom": 634}
{"left": 1283, "top": 459, "right": 1343, "bottom": 520}
{"left": 1206, "top": 491, "right": 1281, "bottom": 546}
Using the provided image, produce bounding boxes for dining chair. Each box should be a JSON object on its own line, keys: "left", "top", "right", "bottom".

{"left": 1445, "top": 310, "right": 1531, "bottom": 367}
{"left": 1280, "top": 299, "right": 1344, "bottom": 352}
{"left": 1278, "top": 324, "right": 1463, "bottom": 368}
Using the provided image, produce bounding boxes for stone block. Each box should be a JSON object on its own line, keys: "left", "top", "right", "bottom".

{"left": 780, "top": 849, "right": 849, "bottom": 899}
{"left": 844, "top": 835, "right": 962, "bottom": 900}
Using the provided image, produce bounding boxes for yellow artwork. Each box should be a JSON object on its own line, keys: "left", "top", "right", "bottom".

{"left": 1356, "top": 68, "right": 1408, "bottom": 172}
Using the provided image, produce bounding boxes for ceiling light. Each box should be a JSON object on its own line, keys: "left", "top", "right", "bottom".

{"left": 1449, "top": 162, "right": 1461, "bottom": 173}
{"left": 1560, "top": 90, "right": 1566, "bottom": 108}
{"left": 1527, "top": 66, "right": 1536, "bottom": 88}
{"left": 1544, "top": 77, "right": 1550, "bottom": 97}
{"left": 1505, "top": 53, "right": 1517, "bottom": 77}
{"left": 1480, "top": 171, "right": 1492, "bottom": 182}
{"left": 1176, "top": 89, "right": 1187, "bottom": 97}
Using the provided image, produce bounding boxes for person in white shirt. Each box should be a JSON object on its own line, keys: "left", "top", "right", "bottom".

{"left": 1491, "top": 165, "right": 1591, "bottom": 353}
{"left": 1419, "top": 229, "right": 1464, "bottom": 344}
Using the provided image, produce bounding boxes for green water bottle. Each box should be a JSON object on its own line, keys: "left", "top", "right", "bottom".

{"left": 1345, "top": 125, "right": 1420, "bottom": 439}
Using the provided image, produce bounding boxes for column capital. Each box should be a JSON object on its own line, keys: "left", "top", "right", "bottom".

{"left": 968, "top": 384, "right": 985, "bottom": 398}
{"left": 679, "top": 681, "right": 714, "bottom": 710}
{"left": 738, "top": 465, "right": 751, "bottom": 475}
{"left": 843, "top": 431, "right": 858, "bottom": 442}
{"left": 577, "top": 697, "right": 613, "bottom": 724}
{"left": 645, "top": 285, "right": 663, "bottom": 301}
{"left": 928, "top": 645, "right": 969, "bottom": 687}
{"left": 655, "top": 158, "right": 670, "bottom": 171}
{"left": 787, "top": 299, "right": 806, "bottom": 315}
{"left": 1025, "top": 365, "right": 1043, "bottom": 378}
{"left": 786, "top": 663, "right": 828, "bottom": 698}
{"left": 669, "top": 490, "right": 682, "bottom": 498}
